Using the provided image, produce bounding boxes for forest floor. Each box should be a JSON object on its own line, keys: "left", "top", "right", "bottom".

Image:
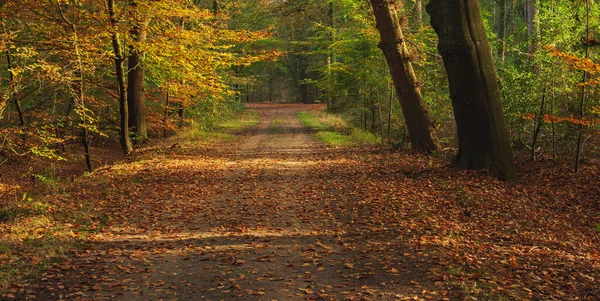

{"left": 2, "top": 103, "right": 600, "bottom": 300}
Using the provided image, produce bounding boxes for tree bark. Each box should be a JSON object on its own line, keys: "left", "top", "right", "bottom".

{"left": 427, "top": 0, "right": 516, "bottom": 180}
{"left": 108, "top": 0, "right": 133, "bottom": 155}
{"left": 127, "top": 0, "right": 148, "bottom": 143}
{"left": 369, "top": 0, "right": 438, "bottom": 153}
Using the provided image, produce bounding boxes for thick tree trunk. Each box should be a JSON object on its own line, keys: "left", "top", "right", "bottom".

{"left": 369, "top": 0, "right": 438, "bottom": 153}
{"left": 427, "top": 0, "right": 516, "bottom": 180}
{"left": 127, "top": 1, "right": 148, "bottom": 143}
{"left": 108, "top": 0, "right": 133, "bottom": 155}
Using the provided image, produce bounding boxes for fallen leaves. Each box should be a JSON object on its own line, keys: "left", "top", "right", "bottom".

{"left": 2, "top": 105, "right": 600, "bottom": 300}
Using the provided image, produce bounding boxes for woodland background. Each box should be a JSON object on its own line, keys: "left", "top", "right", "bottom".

{"left": 0, "top": 0, "right": 599, "bottom": 170}
{"left": 1, "top": 1, "right": 600, "bottom": 299}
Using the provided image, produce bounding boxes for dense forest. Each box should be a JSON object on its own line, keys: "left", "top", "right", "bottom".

{"left": 1, "top": 0, "right": 600, "bottom": 300}
{"left": 1, "top": 0, "right": 599, "bottom": 175}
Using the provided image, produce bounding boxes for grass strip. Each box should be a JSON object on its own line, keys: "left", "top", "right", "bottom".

{"left": 297, "top": 111, "right": 381, "bottom": 146}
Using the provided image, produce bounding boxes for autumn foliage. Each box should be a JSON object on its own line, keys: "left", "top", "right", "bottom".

{"left": 0, "top": 0, "right": 276, "bottom": 162}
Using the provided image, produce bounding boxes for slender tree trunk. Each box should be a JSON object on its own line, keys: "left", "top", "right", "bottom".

{"left": 269, "top": 76, "right": 273, "bottom": 102}
{"left": 57, "top": 2, "right": 92, "bottom": 171}
{"left": 327, "top": 0, "right": 335, "bottom": 108}
{"left": 178, "top": 103, "right": 185, "bottom": 121}
{"left": 178, "top": 18, "right": 186, "bottom": 122}
{"left": 412, "top": 0, "right": 423, "bottom": 29}
{"left": 371, "top": 95, "right": 376, "bottom": 132}
{"left": 427, "top": 0, "right": 516, "bottom": 180}
{"left": 6, "top": 50, "right": 24, "bottom": 127}
{"left": 369, "top": 0, "right": 438, "bottom": 153}
{"left": 575, "top": 0, "right": 590, "bottom": 173}
{"left": 163, "top": 90, "right": 169, "bottom": 138}
{"left": 526, "top": 0, "right": 538, "bottom": 54}
{"left": 245, "top": 83, "right": 250, "bottom": 103}
{"left": 531, "top": 85, "right": 547, "bottom": 160}
{"left": 498, "top": 0, "right": 507, "bottom": 62}
{"left": 387, "top": 80, "right": 393, "bottom": 139}
{"left": 127, "top": 0, "right": 148, "bottom": 143}
{"left": 509, "top": 0, "right": 515, "bottom": 36}
{"left": 551, "top": 70, "right": 557, "bottom": 162}
{"left": 108, "top": 0, "right": 133, "bottom": 155}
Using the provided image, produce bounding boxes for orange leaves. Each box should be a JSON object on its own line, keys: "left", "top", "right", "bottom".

{"left": 544, "top": 45, "right": 600, "bottom": 76}
{"left": 5, "top": 105, "right": 600, "bottom": 299}
{"left": 517, "top": 113, "right": 598, "bottom": 127}
{"left": 542, "top": 114, "right": 592, "bottom": 126}
{"left": 516, "top": 113, "right": 536, "bottom": 121}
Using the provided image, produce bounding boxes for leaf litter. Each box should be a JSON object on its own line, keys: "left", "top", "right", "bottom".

{"left": 2, "top": 103, "right": 599, "bottom": 300}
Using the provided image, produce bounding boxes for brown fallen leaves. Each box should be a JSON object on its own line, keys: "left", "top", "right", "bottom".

{"left": 2, "top": 104, "right": 600, "bottom": 300}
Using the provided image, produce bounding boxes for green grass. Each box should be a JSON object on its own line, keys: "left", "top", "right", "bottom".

{"left": 218, "top": 109, "right": 260, "bottom": 130}
{"left": 315, "top": 131, "right": 354, "bottom": 146}
{"left": 297, "top": 111, "right": 381, "bottom": 146}
{"left": 178, "top": 109, "right": 260, "bottom": 143}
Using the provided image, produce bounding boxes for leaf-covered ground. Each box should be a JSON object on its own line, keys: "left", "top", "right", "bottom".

{"left": 3, "top": 103, "right": 600, "bottom": 300}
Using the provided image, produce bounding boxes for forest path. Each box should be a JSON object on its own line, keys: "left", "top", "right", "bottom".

{"left": 29, "top": 103, "right": 433, "bottom": 301}
{"left": 20, "top": 103, "right": 600, "bottom": 301}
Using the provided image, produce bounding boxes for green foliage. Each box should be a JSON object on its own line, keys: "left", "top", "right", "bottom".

{"left": 298, "top": 111, "right": 380, "bottom": 146}
{"left": 177, "top": 108, "right": 260, "bottom": 143}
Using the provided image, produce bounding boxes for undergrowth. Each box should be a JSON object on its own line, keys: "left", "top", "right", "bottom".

{"left": 297, "top": 111, "right": 381, "bottom": 146}
{"left": 178, "top": 109, "right": 260, "bottom": 143}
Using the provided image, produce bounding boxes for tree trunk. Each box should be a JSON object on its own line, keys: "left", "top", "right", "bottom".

{"left": 6, "top": 50, "right": 25, "bottom": 127}
{"left": 575, "top": 0, "right": 590, "bottom": 173}
{"left": 127, "top": 1, "right": 148, "bottom": 143}
{"left": 164, "top": 90, "right": 169, "bottom": 138}
{"left": 369, "top": 0, "right": 438, "bottom": 153}
{"left": 412, "top": 0, "right": 423, "bottom": 29}
{"left": 497, "top": 0, "right": 507, "bottom": 61}
{"left": 108, "top": 0, "right": 133, "bottom": 155}
{"left": 327, "top": 0, "right": 335, "bottom": 108}
{"left": 427, "top": 0, "right": 516, "bottom": 180}
{"left": 269, "top": 76, "right": 273, "bottom": 102}
{"left": 531, "top": 85, "right": 546, "bottom": 160}
{"left": 525, "top": 0, "right": 538, "bottom": 54}
{"left": 57, "top": 2, "right": 92, "bottom": 171}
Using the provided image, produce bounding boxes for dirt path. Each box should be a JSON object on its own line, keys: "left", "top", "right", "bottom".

{"left": 16, "top": 104, "right": 600, "bottom": 300}
{"left": 24, "top": 104, "right": 432, "bottom": 301}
